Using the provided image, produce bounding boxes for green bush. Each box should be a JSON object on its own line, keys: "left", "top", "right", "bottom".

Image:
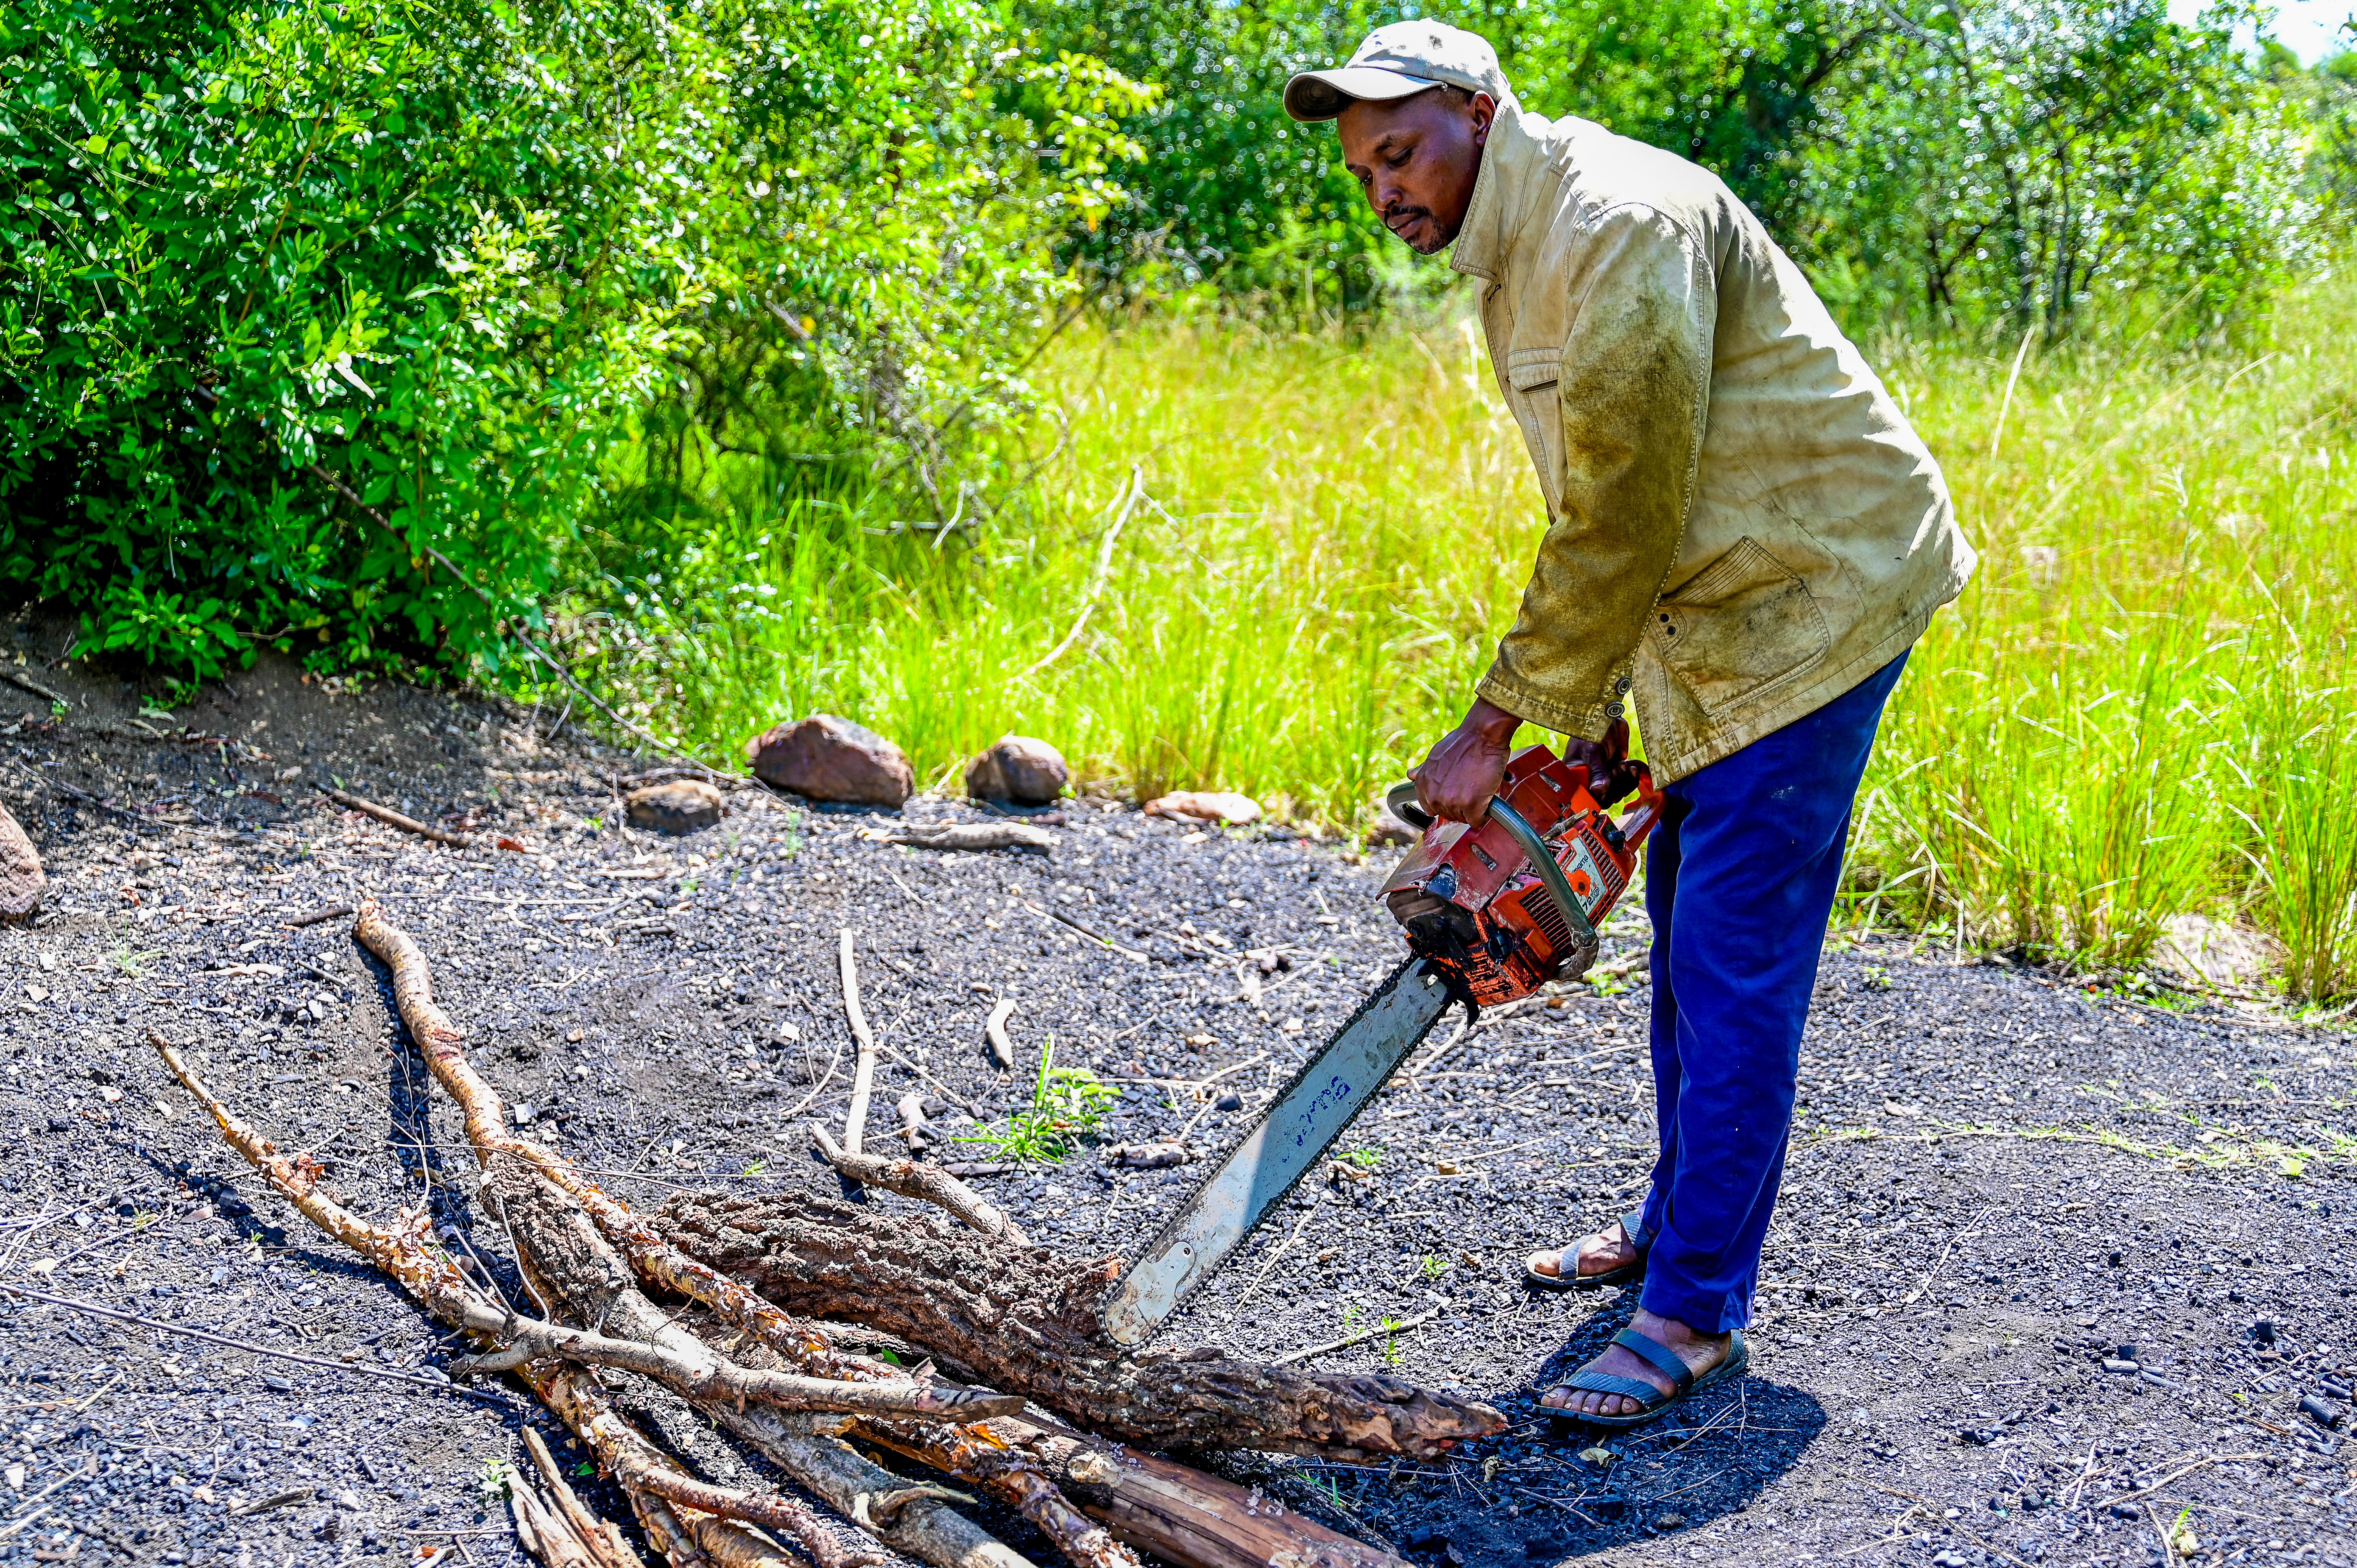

{"left": 1032, "top": 0, "right": 2316, "bottom": 339}
{"left": 0, "top": 0, "right": 1148, "bottom": 685}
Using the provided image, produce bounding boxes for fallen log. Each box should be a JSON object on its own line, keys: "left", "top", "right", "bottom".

{"left": 354, "top": 899, "right": 1141, "bottom": 1568}
{"left": 655, "top": 1188, "right": 1498, "bottom": 1461}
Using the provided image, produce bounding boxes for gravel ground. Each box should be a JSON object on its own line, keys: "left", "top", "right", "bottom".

{"left": 0, "top": 645, "right": 2352, "bottom": 1568}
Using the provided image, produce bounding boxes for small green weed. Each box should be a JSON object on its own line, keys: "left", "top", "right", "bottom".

{"left": 1339, "top": 1146, "right": 1382, "bottom": 1171}
{"left": 1861, "top": 965, "right": 1892, "bottom": 991}
{"left": 963, "top": 1036, "right": 1115, "bottom": 1163}
{"left": 1421, "top": 1254, "right": 1445, "bottom": 1278}
{"left": 110, "top": 939, "right": 161, "bottom": 977}
{"left": 478, "top": 1459, "right": 512, "bottom": 1501}
{"left": 742, "top": 1158, "right": 767, "bottom": 1176}
{"left": 1380, "top": 1316, "right": 1405, "bottom": 1367}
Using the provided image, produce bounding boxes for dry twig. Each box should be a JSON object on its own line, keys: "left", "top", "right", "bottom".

{"left": 316, "top": 784, "right": 472, "bottom": 848}
{"left": 840, "top": 929, "right": 879, "bottom": 1154}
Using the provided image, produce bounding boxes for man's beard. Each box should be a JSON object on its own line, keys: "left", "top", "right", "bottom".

{"left": 1389, "top": 208, "right": 1444, "bottom": 254}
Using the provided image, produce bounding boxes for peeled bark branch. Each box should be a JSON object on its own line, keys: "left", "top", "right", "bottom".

{"left": 451, "top": 1306, "right": 1024, "bottom": 1420}
{"left": 839, "top": 929, "right": 879, "bottom": 1154}
{"left": 809, "top": 1123, "right": 1027, "bottom": 1245}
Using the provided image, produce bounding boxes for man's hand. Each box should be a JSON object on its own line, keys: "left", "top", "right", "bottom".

{"left": 1412, "top": 705, "right": 1642, "bottom": 825}
{"left": 1410, "top": 698, "right": 1521, "bottom": 824}
{"left": 1565, "top": 718, "right": 1642, "bottom": 809}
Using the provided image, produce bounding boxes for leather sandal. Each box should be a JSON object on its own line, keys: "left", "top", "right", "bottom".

{"left": 1525, "top": 1211, "right": 1650, "bottom": 1291}
{"left": 1546, "top": 1326, "right": 1749, "bottom": 1430}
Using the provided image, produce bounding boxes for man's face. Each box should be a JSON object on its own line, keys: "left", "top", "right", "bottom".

{"left": 1337, "top": 89, "right": 1494, "bottom": 255}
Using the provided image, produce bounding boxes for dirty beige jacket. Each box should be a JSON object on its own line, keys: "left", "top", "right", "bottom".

{"left": 1454, "top": 105, "right": 1975, "bottom": 780}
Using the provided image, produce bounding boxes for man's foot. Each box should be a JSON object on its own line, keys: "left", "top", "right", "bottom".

{"left": 1538, "top": 1308, "right": 1733, "bottom": 1418}
{"left": 1525, "top": 1218, "right": 1641, "bottom": 1284}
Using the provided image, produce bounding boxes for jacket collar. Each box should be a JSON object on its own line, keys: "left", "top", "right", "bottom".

{"left": 1448, "top": 103, "right": 1546, "bottom": 284}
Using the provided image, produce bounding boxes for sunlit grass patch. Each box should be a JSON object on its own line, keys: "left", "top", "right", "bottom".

{"left": 576, "top": 283, "right": 2357, "bottom": 996}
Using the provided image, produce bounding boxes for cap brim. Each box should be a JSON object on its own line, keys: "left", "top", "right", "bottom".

{"left": 1283, "top": 67, "right": 1443, "bottom": 123}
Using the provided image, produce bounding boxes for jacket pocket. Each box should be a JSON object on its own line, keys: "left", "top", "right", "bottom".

{"left": 1647, "top": 536, "right": 1831, "bottom": 717}
{"left": 1504, "top": 349, "right": 1562, "bottom": 510}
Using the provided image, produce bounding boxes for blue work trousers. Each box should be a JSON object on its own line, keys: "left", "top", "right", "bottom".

{"left": 1633, "top": 652, "right": 1909, "bottom": 1333}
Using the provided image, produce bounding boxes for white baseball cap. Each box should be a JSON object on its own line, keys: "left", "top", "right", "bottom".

{"left": 1283, "top": 21, "right": 1519, "bottom": 123}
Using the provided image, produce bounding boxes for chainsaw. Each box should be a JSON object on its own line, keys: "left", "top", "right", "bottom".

{"left": 1098, "top": 738, "right": 1666, "bottom": 1346}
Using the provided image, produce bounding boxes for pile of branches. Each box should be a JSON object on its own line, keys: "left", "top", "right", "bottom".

{"left": 151, "top": 899, "right": 1502, "bottom": 1568}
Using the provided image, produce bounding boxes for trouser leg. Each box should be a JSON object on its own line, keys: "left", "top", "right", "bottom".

{"left": 1635, "top": 653, "right": 1910, "bottom": 1333}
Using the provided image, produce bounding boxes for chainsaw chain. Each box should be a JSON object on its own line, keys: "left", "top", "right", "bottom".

{"left": 1102, "top": 955, "right": 1459, "bottom": 1339}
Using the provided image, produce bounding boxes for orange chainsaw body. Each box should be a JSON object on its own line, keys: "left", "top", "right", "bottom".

{"left": 1379, "top": 743, "right": 1664, "bottom": 1008}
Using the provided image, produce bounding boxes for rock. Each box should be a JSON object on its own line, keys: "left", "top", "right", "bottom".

{"left": 1652, "top": 1511, "right": 1685, "bottom": 1530}
{"left": 2101, "top": 1357, "right": 2138, "bottom": 1373}
{"left": 2115, "top": 1342, "right": 2140, "bottom": 1361}
{"left": 2302, "top": 1393, "right": 2345, "bottom": 1427}
{"left": 1522, "top": 1536, "right": 1566, "bottom": 1559}
{"left": 746, "top": 715, "right": 913, "bottom": 807}
{"left": 2253, "top": 1318, "right": 2279, "bottom": 1344}
{"left": 1144, "top": 791, "right": 1262, "bottom": 826}
{"left": 964, "top": 735, "right": 1068, "bottom": 806}
{"left": 1215, "top": 1091, "right": 1244, "bottom": 1112}
{"left": 0, "top": 801, "right": 43, "bottom": 921}
{"left": 625, "top": 779, "right": 724, "bottom": 835}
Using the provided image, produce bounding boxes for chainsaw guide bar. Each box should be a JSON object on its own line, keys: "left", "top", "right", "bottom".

{"left": 1097, "top": 957, "right": 1458, "bottom": 1347}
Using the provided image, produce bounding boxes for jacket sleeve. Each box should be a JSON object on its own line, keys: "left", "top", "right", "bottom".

{"left": 1475, "top": 204, "right": 1713, "bottom": 739}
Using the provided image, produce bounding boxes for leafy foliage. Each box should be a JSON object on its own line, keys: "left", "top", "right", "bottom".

{"left": 0, "top": 0, "right": 1149, "bottom": 683}
{"left": 1032, "top": 0, "right": 2316, "bottom": 337}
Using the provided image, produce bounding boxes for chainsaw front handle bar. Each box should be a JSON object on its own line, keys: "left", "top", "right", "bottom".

{"left": 1384, "top": 782, "right": 1597, "bottom": 949}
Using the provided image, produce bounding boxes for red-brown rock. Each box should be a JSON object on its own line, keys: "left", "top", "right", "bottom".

{"left": 625, "top": 779, "right": 725, "bottom": 835}
{"left": 0, "top": 802, "right": 41, "bottom": 921}
{"left": 1143, "top": 790, "right": 1262, "bottom": 826}
{"left": 746, "top": 715, "right": 913, "bottom": 807}
{"left": 963, "top": 735, "right": 1069, "bottom": 806}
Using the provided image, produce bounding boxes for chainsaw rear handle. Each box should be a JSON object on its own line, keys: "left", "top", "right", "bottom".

{"left": 1384, "top": 782, "right": 1596, "bottom": 948}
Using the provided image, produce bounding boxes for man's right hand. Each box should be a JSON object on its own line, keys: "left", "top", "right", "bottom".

{"left": 1412, "top": 706, "right": 1641, "bottom": 824}
{"left": 1409, "top": 697, "right": 1522, "bottom": 824}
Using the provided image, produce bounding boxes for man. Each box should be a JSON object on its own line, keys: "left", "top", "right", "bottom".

{"left": 1285, "top": 23, "right": 1974, "bottom": 1426}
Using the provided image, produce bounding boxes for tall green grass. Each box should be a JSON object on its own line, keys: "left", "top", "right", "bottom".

{"left": 572, "top": 286, "right": 2357, "bottom": 999}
